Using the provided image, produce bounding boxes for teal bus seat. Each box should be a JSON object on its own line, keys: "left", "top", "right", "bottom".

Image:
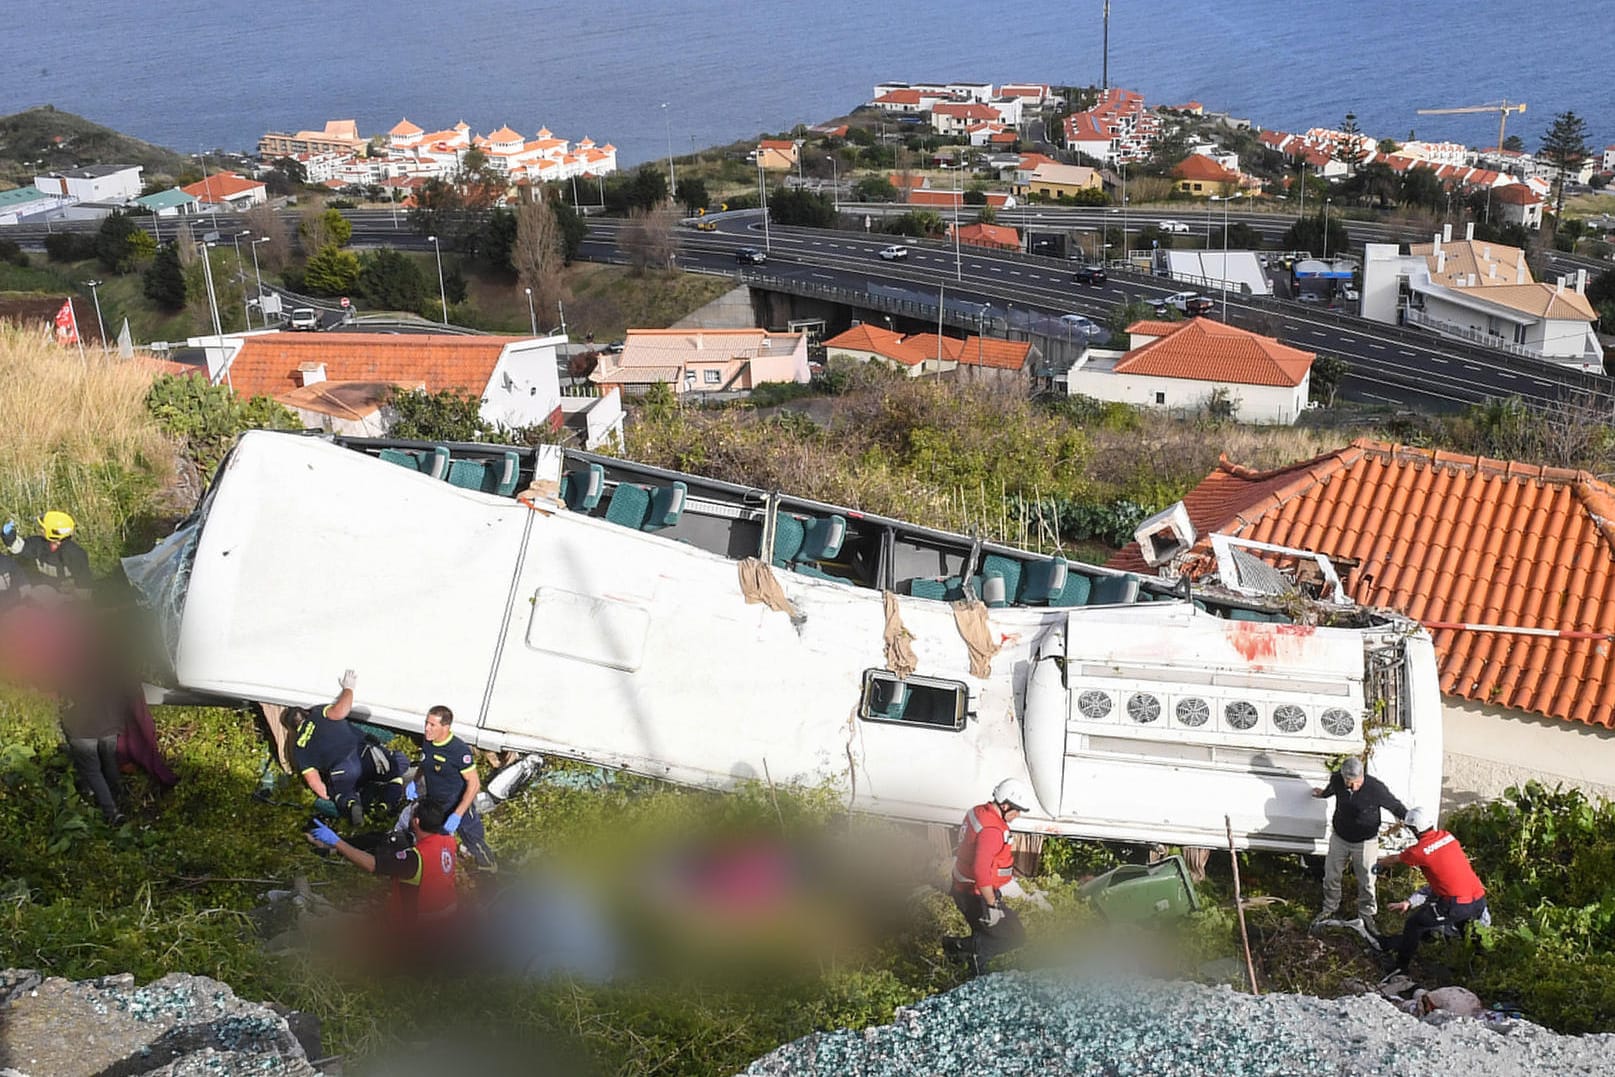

{"left": 980, "top": 555, "right": 1022, "bottom": 608}
{"left": 908, "top": 578, "right": 948, "bottom": 601}
{"left": 799, "top": 515, "right": 847, "bottom": 562}
{"left": 379, "top": 446, "right": 449, "bottom": 480}
{"left": 605, "top": 483, "right": 653, "bottom": 529}
{"left": 1048, "top": 570, "right": 1095, "bottom": 608}
{"left": 769, "top": 514, "right": 807, "bottom": 567}
{"left": 870, "top": 680, "right": 908, "bottom": 719}
{"left": 1088, "top": 573, "right": 1141, "bottom": 605}
{"left": 1020, "top": 556, "right": 1069, "bottom": 605}
{"left": 561, "top": 462, "right": 605, "bottom": 511}
{"left": 643, "top": 481, "right": 687, "bottom": 532}
{"left": 446, "top": 451, "right": 520, "bottom": 495}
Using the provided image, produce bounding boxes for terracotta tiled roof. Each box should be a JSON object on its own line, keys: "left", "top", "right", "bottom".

{"left": 955, "top": 222, "right": 1020, "bottom": 249}
{"left": 1107, "top": 440, "right": 1615, "bottom": 729}
{"left": 1172, "top": 154, "right": 1239, "bottom": 183}
{"left": 487, "top": 126, "right": 522, "bottom": 142}
{"left": 279, "top": 380, "right": 393, "bottom": 419}
{"left": 933, "top": 103, "right": 998, "bottom": 121}
{"left": 759, "top": 139, "right": 796, "bottom": 150}
{"left": 222, "top": 332, "right": 521, "bottom": 402}
{"left": 389, "top": 119, "right": 423, "bottom": 137}
{"left": 180, "top": 172, "right": 264, "bottom": 202}
{"left": 1113, "top": 318, "right": 1313, "bottom": 387}
{"left": 823, "top": 326, "right": 1028, "bottom": 371}
{"left": 874, "top": 89, "right": 923, "bottom": 105}
{"left": 1493, "top": 183, "right": 1541, "bottom": 205}
{"left": 908, "top": 189, "right": 963, "bottom": 207}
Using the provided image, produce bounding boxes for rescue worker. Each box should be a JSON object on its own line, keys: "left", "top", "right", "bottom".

{"left": 411, "top": 705, "right": 495, "bottom": 870}
{"left": 305, "top": 798, "right": 460, "bottom": 931}
{"left": 1310, "top": 756, "right": 1407, "bottom": 937}
{"left": 946, "top": 777, "right": 1033, "bottom": 974}
{"left": 5, "top": 513, "right": 93, "bottom": 594}
{"left": 290, "top": 670, "right": 407, "bottom": 826}
{"left": 1375, "top": 807, "right": 1488, "bottom": 978}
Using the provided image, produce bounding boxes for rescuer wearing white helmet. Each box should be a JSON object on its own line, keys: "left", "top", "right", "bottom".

{"left": 944, "top": 777, "right": 1035, "bottom": 974}
{"left": 5, "top": 511, "right": 93, "bottom": 594}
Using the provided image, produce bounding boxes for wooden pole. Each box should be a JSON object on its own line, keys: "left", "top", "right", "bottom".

{"left": 1226, "top": 813, "right": 1261, "bottom": 995}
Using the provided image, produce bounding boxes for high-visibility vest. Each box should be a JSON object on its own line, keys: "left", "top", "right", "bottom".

{"left": 952, "top": 802, "right": 1014, "bottom": 893}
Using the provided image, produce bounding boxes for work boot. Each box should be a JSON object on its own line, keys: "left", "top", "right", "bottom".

{"left": 346, "top": 798, "right": 364, "bottom": 827}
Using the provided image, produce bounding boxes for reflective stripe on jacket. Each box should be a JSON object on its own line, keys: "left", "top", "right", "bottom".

{"left": 952, "top": 801, "right": 1014, "bottom": 894}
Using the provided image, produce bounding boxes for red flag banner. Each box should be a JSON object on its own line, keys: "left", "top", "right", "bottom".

{"left": 53, "top": 299, "right": 79, "bottom": 347}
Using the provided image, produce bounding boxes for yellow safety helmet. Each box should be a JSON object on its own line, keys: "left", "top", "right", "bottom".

{"left": 38, "top": 510, "right": 76, "bottom": 542}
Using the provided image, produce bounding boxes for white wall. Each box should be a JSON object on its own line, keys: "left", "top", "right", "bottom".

{"left": 481, "top": 335, "right": 565, "bottom": 429}
{"left": 1441, "top": 698, "right": 1615, "bottom": 812}
{"left": 1067, "top": 365, "right": 1306, "bottom": 423}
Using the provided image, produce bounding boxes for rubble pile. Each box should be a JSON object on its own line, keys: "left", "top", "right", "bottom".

{"left": 0, "top": 969, "right": 317, "bottom": 1076}
{"left": 743, "top": 971, "right": 1615, "bottom": 1077}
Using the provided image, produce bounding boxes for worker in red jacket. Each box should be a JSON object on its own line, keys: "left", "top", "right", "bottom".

{"left": 1375, "top": 807, "right": 1488, "bottom": 978}
{"left": 946, "top": 778, "right": 1034, "bottom": 974}
{"left": 306, "top": 797, "right": 460, "bottom": 931}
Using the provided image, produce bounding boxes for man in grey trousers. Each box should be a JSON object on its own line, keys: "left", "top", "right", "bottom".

{"left": 1312, "top": 757, "right": 1407, "bottom": 938}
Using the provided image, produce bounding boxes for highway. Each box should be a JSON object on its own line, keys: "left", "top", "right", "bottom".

{"left": 4, "top": 206, "right": 1607, "bottom": 411}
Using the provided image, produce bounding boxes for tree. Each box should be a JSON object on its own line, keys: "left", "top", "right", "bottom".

{"left": 95, "top": 211, "right": 148, "bottom": 272}
{"left": 387, "top": 387, "right": 494, "bottom": 442}
{"left": 142, "top": 243, "right": 187, "bottom": 310}
{"left": 619, "top": 207, "right": 676, "bottom": 274}
{"left": 885, "top": 210, "right": 945, "bottom": 238}
{"left": 1502, "top": 134, "right": 1525, "bottom": 154}
{"left": 675, "top": 177, "right": 710, "bottom": 217}
{"left": 357, "top": 248, "right": 427, "bottom": 312}
{"left": 767, "top": 188, "right": 835, "bottom": 228}
{"left": 1281, "top": 209, "right": 1350, "bottom": 260}
{"left": 299, "top": 207, "right": 351, "bottom": 250}
{"left": 1540, "top": 110, "right": 1591, "bottom": 225}
{"left": 552, "top": 200, "right": 588, "bottom": 264}
{"left": 1333, "top": 113, "right": 1368, "bottom": 175}
{"left": 241, "top": 204, "right": 289, "bottom": 271}
{"left": 853, "top": 176, "right": 898, "bottom": 202}
{"left": 303, "top": 244, "right": 361, "bottom": 295}
{"left": 1309, "top": 353, "right": 1349, "bottom": 407}
{"left": 511, "top": 197, "right": 568, "bottom": 320}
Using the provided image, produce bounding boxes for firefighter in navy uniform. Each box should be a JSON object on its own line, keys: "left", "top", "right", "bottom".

{"left": 946, "top": 777, "right": 1033, "bottom": 975}
{"left": 6, "top": 513, "right": 93, "bottom": 594}
{"left": 414, "top": 704, "right": 496, "bottom": 870}
{"left": 290, "top": 670, "right": 407, "bottom": 825}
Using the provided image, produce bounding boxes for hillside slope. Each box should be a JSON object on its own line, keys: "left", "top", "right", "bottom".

{"left": 0, "top": 105, "right": 192, "bottom": 187}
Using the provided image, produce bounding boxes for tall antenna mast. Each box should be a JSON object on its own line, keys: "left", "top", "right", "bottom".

{"left": 1102, "top": 0, "right": 1111, "bottom": 90}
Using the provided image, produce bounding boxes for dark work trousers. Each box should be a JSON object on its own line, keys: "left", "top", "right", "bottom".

{"left": 325, "top": 746, "right": 406, "bottom": 818}
{"left": 396, "top": 798, "right": 495, "bottom": 868}
{"left": 67, "top": 733, "right": 121, "bottom": 821}
{"left": 952, "top": 888, "right": 1026, "bottom": 966}
{"left": 1395, "top": 895, "right": 1487, "bottom": 971}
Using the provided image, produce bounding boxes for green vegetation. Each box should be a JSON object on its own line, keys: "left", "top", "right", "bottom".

{"left": 143, "top": 373, "right": 301, "bottom": 476}
{"left": 0, "top": 106, "right": 193, "bottom": 187}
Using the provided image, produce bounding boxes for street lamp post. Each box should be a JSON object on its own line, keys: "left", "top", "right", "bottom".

{"left": 524, "top": 286, "right": 537, "bottom": 336}
{"left": 953, "top": 165, "right": 963, "bottom": 282}
{"left": 660, "top": 102, "right": 677, "bottom": 200}
{"left": 825, "top": 155, "right": 838, "bottom": 214}
{"left": 249, "top": 237, "right": 269, "bottom": 328}
{"left": 84, "top": 279, "right": 107, "bottom": 353}
{"left": 757, "top": 157, "right": 771, "bottom": 252}
{"left": 231, "top": 230, "right": 251, "bottom": 329}
{"left": 1322, "top": 197, "right": 1332, "bottom": 261}
{"left": 199, "top": 238, "right": 223, "bottom": 342}
{"left": 1120, "top": 160, "right": 1129, "bottom": 267}
{"left": 428, "top": 235, "right": 448, "bottom": 325}
{"left": 1211, "top": 192, "right": 1243, "bottom": 320}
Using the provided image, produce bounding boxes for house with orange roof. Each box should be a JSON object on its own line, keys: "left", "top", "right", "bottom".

{"left": 1171, "top": 153, "right": 1240, "bottom": 197}
{"left": 1491, "top": 182, "right": 1544, "bottom": 229}
{"left": 1107, "top": 439, "right": 1615, "bottom": 805}
{"left": 1060, "top": 87, "right": 1161, "bottom": 164}
{"left": 756, "top": 139, "right": 799, "bottom": 172}
{"left": 1065, "top": 318, "right": 1314, "bottom": 423}
{"left": 1360, "top": 222, "right": 1600, "bottom": 368}
{"left": 180, "top": 171, "right": 267, "bottom": 211}
{"left": 930, "top": 101, "right": 1000, "bottom": 136}
{"left": 951, "top": 221, "right": 1020, "bottom": 251}
{"left": 200, "top": 330, "right": 564, "bottom": 436}
{"left": 823, "top": 323, "right": 1036, "bottom": 384}
{"left": 591, "top": 328, "right": 809, "bottom": 396}
{"left": 998, "top": 83, "right": 1052, "bottom": 106}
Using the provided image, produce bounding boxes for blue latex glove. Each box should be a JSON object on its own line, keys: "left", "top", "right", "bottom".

{"left": 444, "top": 812, "right": 462, "bottom": 834}
{"left": 0, "top": 520, "right": 15, "bottom": 547}
{"left": 404, "top": 781, "right": 418, "bottom": 801}
{"left": 308, "top": 821, "right": 340, "bottom": 847}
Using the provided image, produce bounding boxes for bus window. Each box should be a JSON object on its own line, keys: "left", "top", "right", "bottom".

{"left": 860, "top": 670, "right": 967, "bottom": 732}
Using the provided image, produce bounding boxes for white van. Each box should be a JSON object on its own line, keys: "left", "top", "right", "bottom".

{"left": 288, "top": 308, "right": 319, "bottom": 331}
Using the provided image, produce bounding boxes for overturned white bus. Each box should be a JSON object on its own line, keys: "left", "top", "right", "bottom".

{"left": 125, "top": 431, "right": 1442, "bottom": 854}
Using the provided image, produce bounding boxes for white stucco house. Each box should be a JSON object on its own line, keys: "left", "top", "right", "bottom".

{"left": 33, "top": 164, "right": 144, "bottom": 204}
{"left": 1065, "top": 318, "right": 1313, "bottom": 424}
{"left": 1361, "top": 222, "right": 1600, "bottom": 370}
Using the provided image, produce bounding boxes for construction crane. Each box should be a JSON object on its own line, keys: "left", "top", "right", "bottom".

{"left": 1416, "top": 100, "right": 1526, "bottom": 152}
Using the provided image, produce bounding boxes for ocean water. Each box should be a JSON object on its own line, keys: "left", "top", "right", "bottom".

{"left": 7, "top": 1, "right": 1610, "bottom": 167}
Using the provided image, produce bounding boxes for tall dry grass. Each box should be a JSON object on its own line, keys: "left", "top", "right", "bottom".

{"left": 0, "top": 320, "right": 176, "bottom": 570}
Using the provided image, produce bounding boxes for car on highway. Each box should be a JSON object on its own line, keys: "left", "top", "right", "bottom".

{"left": 1058, "top": 313, "right": 1108, "bottom": 340}
{"left": 878, "top": 244, "right": 910, "bottom": 261}
{"left": 1296, "top": 291, "right": 1326, "bottom": 305}
{"left": 288, "top": 308, "right": 319, "bottom": 331}
{"left": 1157, "top": 219, "right": 1190, "bottom": 234}
{"left": 1156, "top": 291, "right": 1213, "bottom": 317}
{"left": 1072, "top": 264, "right": 1107, "bottom": 284}
{"left": 735, "top": 247, "right": 767, "bottom": 265}
{"left": 692, "top": 219, "right": 718, "bottom": 231}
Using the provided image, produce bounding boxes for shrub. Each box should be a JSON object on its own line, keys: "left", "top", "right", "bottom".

{"left": 143, "top": 373, "right": 302, "bottom": 477}
{"left": 44, "top": 232, "right": 97, "bottom": 263}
